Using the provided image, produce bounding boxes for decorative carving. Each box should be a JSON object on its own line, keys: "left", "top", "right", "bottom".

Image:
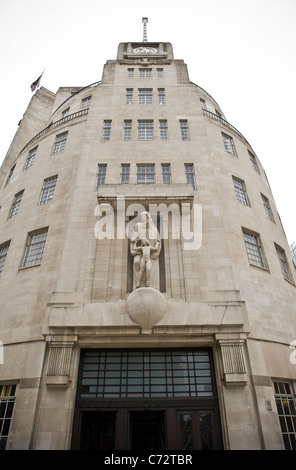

{"left": 219, "top": 339, "right": 247, "bottom": 384}
{"left": 130, "top": 211, "right": 161, "bottom": 290}
{"left": 45, "top": 336, "right": 77, "bottom": 387}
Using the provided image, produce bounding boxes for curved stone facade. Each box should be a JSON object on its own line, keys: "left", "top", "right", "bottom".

{"left": 0, "top": 40, "right": 295, "bottom": 450}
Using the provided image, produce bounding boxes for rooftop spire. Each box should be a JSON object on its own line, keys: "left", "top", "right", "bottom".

{"left": 142, "top": 17, "right": 148, "bottom": 42}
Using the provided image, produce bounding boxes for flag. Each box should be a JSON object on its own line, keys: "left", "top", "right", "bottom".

{"left": 30, "top": 71, "right": 44, "bottom": 92}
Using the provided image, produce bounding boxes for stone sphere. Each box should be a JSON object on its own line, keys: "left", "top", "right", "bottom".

{"left": 126, "top": 287, "right": 167, "bottom": 332}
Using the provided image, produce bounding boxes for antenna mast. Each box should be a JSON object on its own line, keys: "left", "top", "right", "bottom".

{"left": 142, "top": 17, "right": 148, "bottom": 42}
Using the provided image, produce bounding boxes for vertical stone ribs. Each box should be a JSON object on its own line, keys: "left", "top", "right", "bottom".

{"left": 219, "top": 339, "right": 248, "bottom": 384}
{"left": 45, "top": 335, "right": 77, "bottom": 387}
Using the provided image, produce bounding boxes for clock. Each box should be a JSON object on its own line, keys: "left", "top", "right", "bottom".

{"left": 133, "top": 46, "right": 158, "bottom": 54}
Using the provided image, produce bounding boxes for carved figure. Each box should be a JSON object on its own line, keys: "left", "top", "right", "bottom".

{"left": 130, "top": 211, "right": 161, "bottom": 289}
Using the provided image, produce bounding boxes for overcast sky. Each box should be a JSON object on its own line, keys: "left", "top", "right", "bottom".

{"left": 0, "top": 0, "right": 295, "bottom": 245}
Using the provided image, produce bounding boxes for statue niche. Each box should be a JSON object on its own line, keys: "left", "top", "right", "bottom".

{"left": 130, "top": 211, "right": 161, "bottom": 290}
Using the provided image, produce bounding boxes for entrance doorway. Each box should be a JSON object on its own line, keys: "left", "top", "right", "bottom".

{"left": 130, "top": 411, "right": 165, "bottom": 450}
{"left": 72, "top": 348, "right": 223, "bottom": 450}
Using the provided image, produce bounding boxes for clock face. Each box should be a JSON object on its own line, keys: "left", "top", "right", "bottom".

{"left": 133, "top": 46, "right": 157, "bottom": 54}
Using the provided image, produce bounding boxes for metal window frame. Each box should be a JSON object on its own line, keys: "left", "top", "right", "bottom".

{"left": 22, "top": 228, "right": 48, "bottom": 268}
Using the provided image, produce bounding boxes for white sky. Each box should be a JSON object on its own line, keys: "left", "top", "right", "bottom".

{"left": 0, "top": 0, "right": 295, "bottom": 245}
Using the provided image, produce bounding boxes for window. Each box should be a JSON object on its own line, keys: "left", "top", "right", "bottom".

{"left": 215, "top": 109, "right": 222, "bottom": 118}
{"left": 81, "top": 96, "right": 91, "bottom": 108}
{"left": 128, "top": 68, "right": 134, "bottom": 78}
{"left": 137, "top": 164, "right": 155, "bottom": 184}
{"left": 0, "top": 242, "right": 10, "bottom": 274}
{"left": 249, "top": 151, "right": 260, "bottom": 173}
{"left": 138, "top": 89, "right": 152, "bottom": 105}
{"left": 61, "top": 107, "right": 70, "bottom": 117}
{"left": 22, "top": 228, "right": 48, "bottom": 268}
{"left": 275, "top": 244, "right": 293, "bottom": 281}
{"left": 96, "top": 164, "right": 107, "bottom": 189}
{"left": 157, "top": 68, "right": 163, "bottom": 77}
{"left": 222, "top": 132, "right": 236, "bottom": 156}
{"left": 232, "top": 177, "right": 249, "bottom": 206}
{"left": 137, "top": 120, "right": 153, "bottom": 140}
{"left": 123, "top": 120, "right": 132, "bottom": 140}
{"left": 9, "top": 190, "right": 24, "bottom": 218}
{"left": 261, "top": 194, "right": 274, "bottom": 221}
{"left": 5, "top": 164, "right": 16, "bottom": 186}
{"left": 161, "top": 163, "right": 171, "bottom": 184}
{"left": 121, "top": 164, "right": 130, "bottom": 184}
{"left": 159, "top": 120, "right": 168, "bottom": 140}
{"left": 180, "top": 120, "right": 189, "bottom": 140}
{"left": 40, "top": 176, "right": 58, "bottom": 205}
{"left": 274, "top": 381, "right": 296, "bottom": 450}
{"left": 126, "top": 88, "right": 133, "bottom": 104}
{"left": 25, "top": 147, "right": 37, "bottom": 169}
{"left": 243, "top": 230, "right": 266, "bottom": 268}
{"left": 0, "top": 384, "right": 16, "bottom": 450}
{"left": 102, "top": 120, "right": 112, "bottom": 140}
{"left": 158, "top": 88, "right": 165, "bottom": 105}
{"left": 185, "top": 163, "right": 196, "bottom": 190}
{"left": 79, "top": 350, "right": 214, "bottom": 399}
{"left": 200, "top": 98, "right": 206, "bottom": 109}
{"left": 139, "top": 68, "right": 152, "bottom": 77}
{"left": 53, "top": 131, "right": 68, "bottom": 154}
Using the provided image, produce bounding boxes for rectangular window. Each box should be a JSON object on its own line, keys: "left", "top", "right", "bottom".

{"left": 61, "top": 107, "right": 70, "bottom": 117}
{"left": 249, "top": 151, "right": 260, "bottom": 173}
{"left": 275, "top": 244, "right": 293, "bottom": 281}
{"left": 261, "top": 194, "right": 274, "bottom": 221}
{"left": 200, "top": 98, "right": 206, "bottom": 109}
{"left": 128, "top": 68, "right": 134, "bottom": 77}
{"left": 40, "top": 176, "right": 58, "bottom": 205}
{"left": 123, "top": 120, "right": 132, "bottom": 140}
{"left": 121, "top": 164, "right": 130, "bottom": 184}
{"left": 157, "top": 68, "right": 163, "bottom": 77}
{"left": 138, "top": 89, "right": 152, "bottom": 105}
{"left": 137, "top": 120, "right": 154, "bottom": 140}
{"left": 243, "top": 230, "right": 266, "bottom": 268}
{"left": 22, "top": 228, "right": 48, "bottom": 268}
{"left": 25, "top": 147, "right": 37, "bottom": 169}
{"left": 102, "top": 120, "right": 112, "bottom": 140}
{"left": 274, "top": 381, "right": 296, "bottom": 450}
{"left": 180, "top": 120, "right": 189, "bottom": 140}
{"left": 232, "top": 177, "right": 249, "bottom": 206}
{"left": 158, "top": 88, "right": 165, "bottom": 105}
{"left": 126, "top": 88, "right": 133, "bottom": 104}
{"left": 185, "top": 163, "right": 196, "bottom": 190}
{"left": 9, "top": 190, "right": 24, "bottom": 218}
{"left": 53, "top": 131, "right": 68, "bottom": 154}
{"left": 96, "top": 164, "right": 107, "bottom": 189}
{"left": 222, "top": 132, "right": 236, "bottom": 156}
{"left": 161, "top": 163, "right": 171, "bottom": 184}
{"left": 0, "top": 242, "right": 10, "bottom": 274}
{"left": 5, "top": 164, "right": 16, "bottom": 186}
{"left": 159, "top": 120, "right": 168, "bottom": 140}
{"left": 137, "top": 164, "right": 155, "bottom": 184}
{"left": 0, "top": 384, "right": 16, "bottom": 450}
{"left": 139, "top": 68, "right": 152, "bottom": 77}
{"left": 81, "top": 96, "right": 91, "bottom": 108}
{"left": 79, "top": 350, "right": 214, "bottom": 399}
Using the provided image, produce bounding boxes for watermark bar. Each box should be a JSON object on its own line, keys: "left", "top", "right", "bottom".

{"left": 94, "top": 196, "right": 202, "bottom": 251}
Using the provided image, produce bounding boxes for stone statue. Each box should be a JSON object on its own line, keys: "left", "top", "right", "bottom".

{"left": 130, "top": 211, "right": 161, "bottom": 289}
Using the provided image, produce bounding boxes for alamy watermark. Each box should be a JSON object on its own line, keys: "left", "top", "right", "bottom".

{"left": 94, "top": 196, "right": 202, "bottom": 251}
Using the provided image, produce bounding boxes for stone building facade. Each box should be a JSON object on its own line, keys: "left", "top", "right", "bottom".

{"left": 0, "top": 37, "right": 296, "bottom": 450}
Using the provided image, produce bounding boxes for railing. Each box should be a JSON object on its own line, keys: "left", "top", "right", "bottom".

{"left": 202, "top": 108, "right": 251, "bottom": 147}
{"left": 19, "top": 108, "right": 89, "bottom": 155}
{"left": 190, "top": 82, "right": 221, "bottom": 109}
{"left": 51, "top": 81, "right": 101, "bottom": 117}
